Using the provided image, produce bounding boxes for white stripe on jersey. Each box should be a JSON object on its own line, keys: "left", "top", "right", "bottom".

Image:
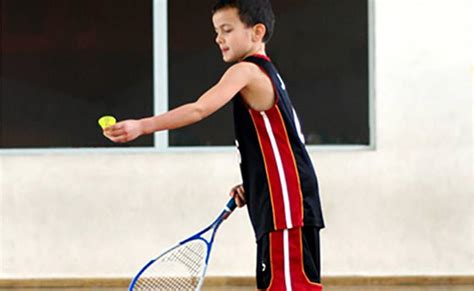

{"left": 292, "top": 107, "right": 306, "bottom": 144}
{"left": 276, "top": 73, "right": 286, "bottom": 90}
{"left": 261, "top": 111, "right": 293, "bottom": 229}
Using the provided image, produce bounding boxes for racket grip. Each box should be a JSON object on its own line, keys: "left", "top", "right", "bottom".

{"left": 225, "top": 198, "right": 237, "bottom": 213}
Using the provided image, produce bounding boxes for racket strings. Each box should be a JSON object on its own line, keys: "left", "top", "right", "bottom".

{"left": 132, "top": 240, "right": 207, "bottom": 290}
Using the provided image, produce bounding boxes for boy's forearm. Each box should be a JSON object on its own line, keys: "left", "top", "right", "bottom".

{"left": 137, "top": 64, "right": 248, "bottom": 136}
{"left": 140, "top": 102, "right": 204, "bottom": 135}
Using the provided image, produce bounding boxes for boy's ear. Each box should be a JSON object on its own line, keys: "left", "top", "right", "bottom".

{"left": 252, "top": 23, "right": 267, "bottom": 42}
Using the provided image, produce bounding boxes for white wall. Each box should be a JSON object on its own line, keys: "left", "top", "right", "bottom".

{"left": 1, "top": 0, "right": 473, "bottom": 278}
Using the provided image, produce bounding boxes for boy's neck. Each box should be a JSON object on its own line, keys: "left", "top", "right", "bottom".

{"left": 241, "top": 45, "right": 267, "bottom": 61}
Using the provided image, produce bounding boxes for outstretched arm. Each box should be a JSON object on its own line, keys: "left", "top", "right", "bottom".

{"left": 104, "top": 62, "right": 253, "bottom": 143}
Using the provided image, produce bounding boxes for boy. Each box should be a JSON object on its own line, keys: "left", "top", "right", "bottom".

{"left": 105, "top": 0, "right": 324, "bottom": 290}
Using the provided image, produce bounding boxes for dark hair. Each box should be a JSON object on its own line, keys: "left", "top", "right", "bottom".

{"left": 212, "top": 0, "right": 275, "bottom": 43}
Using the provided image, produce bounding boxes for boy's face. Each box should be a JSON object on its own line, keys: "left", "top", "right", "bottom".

{"left": 212, "top": 7, "right": 258, "bottom": 63}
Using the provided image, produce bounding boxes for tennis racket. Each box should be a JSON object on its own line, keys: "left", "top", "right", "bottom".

{"left": 128, "top": 198, "right": 237, "bottom": 291}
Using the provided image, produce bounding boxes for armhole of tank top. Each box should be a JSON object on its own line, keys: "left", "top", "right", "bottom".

{"left": 240, "top": 60, "right": 280, "bottom": 114}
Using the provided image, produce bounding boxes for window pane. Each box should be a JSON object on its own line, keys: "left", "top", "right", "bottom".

{"left": 168, "top": 0, "right": 233, "bottom": 146}
{"left": 168, "top": 0, "right": 369, "bottom": 146}
{"left": 0, "top": 0, "right": 154, "bottom": 148}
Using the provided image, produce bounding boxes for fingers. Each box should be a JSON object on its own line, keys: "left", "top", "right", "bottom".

{"left": 229, "top": 185, "right": 242, "bottom": 198}
{"left": 229, "top": 184, "right": 246, "bottom": 208}
{"left": 104, "top": 123, "right": 125, "bottom": 136}
{"left": 234, "top": 195, "right": 245, "bottom": 208}
{"left": 235, "top": 185, "right": 246, "bottom": 202}
{"left": 103, "top": 131, "right": 129, "bottom": 143}
{"left": 103, "top": 121, "right": 135, "bottom": 143}
{"left": 103, "top": 128, "right": 128, "bottom": 143}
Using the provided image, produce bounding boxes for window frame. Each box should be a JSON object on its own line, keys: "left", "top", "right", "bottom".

{"left": 0, "top": 0, "right": 375, "bottom": 155}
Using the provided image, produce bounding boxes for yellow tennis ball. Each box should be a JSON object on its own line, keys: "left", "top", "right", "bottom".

{"left": 98, "top": 115, "right": 116, "bottom": 129}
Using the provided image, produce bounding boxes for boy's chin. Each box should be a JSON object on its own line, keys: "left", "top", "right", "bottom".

{"left": 222, "top": 53, "right": 241, "bottom": 63}
{"left": 222, "top": 56, "right": 240, "bottom": 63}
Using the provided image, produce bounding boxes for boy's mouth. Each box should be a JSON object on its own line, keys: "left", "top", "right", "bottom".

{"left": 221, "top": 47, "right": 230, "bottom": 53}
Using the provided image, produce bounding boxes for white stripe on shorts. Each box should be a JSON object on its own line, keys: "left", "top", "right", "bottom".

{"left": 283, "top": 229, "right": 292, "bottom": 291}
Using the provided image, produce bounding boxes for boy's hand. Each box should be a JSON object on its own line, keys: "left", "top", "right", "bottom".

{"left": 229, "top": 184, "right": 246, "bottom": 208}
{"left": 103, "top": 119, "right": 144, "bottom": 143}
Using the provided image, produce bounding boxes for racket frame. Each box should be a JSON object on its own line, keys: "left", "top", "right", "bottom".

{"left": 128, "top": 199, "right": 236, "bottom": 291}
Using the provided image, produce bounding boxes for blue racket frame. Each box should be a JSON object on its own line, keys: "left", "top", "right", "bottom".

{"left": 128, "top": 198, "right": 237, "bottom": 291}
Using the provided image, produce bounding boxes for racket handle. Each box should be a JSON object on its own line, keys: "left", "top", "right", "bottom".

{"left": 226, "top": 198, "right": 237, "bottom": 212}
{"left": 222, "top": 198, "right": 237, "bottom": 220}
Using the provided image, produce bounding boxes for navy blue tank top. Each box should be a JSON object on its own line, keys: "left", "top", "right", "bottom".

{"left": 233, "top": 55, "right": 325, "bottom": 240}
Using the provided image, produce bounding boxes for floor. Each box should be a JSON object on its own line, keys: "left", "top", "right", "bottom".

{"left": 1, "top": 286, "right": 473, "bottom": 291}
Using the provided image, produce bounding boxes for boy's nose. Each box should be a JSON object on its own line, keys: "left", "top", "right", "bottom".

{"left": 215, "top": 35, "right": 224, "bottom": 45}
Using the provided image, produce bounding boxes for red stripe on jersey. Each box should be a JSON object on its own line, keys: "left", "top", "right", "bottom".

{"left": 251, "top": 53, "right": 272, "bottom": 62}
{"left": 272, "top": 106, "right": 304, "bottom": 226}
{"left": 249, "top": 109, "right": 287, "bottom": 229}
{"left": 263, "top": 106, "right": 304, "bottom": 228}
{"left": 249, "top": 104, "right": 305, "bottom": 230}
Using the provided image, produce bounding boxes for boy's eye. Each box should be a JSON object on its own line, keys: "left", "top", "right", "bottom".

{"left": 214, "top": 27, "right": 233, "bottom": 35}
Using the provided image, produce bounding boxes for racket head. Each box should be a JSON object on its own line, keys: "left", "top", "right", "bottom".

{"left": 129, "top": 198, "right": 236, "bottom": 291}
{"left": 129, "top": 238, "right": 209, "bottom": 291}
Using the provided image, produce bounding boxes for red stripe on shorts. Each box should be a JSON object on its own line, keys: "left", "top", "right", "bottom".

{"left": 267, "top": 228, "right": 323, "bottom": 291}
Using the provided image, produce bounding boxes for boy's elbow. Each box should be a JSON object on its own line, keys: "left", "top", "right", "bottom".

{"left": 193, "top": 103, "right": 208, "bottom": 122}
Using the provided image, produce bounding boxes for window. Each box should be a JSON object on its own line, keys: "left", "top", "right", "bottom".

{"left": 1, "top": 0, "right": 371, "bottom": 150}
{"left": 1, "top": 0, "right": 154, "bottom": 148}
{"left": 169, "top": 0, "right": 370, "bottom": 146}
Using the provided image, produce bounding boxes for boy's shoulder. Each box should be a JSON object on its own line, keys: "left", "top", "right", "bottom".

{"left": 223, "top": 60, "right": 264, "bottom": 84}
{"left": 228, "top": 60, "right": 261, "bottom": 74}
